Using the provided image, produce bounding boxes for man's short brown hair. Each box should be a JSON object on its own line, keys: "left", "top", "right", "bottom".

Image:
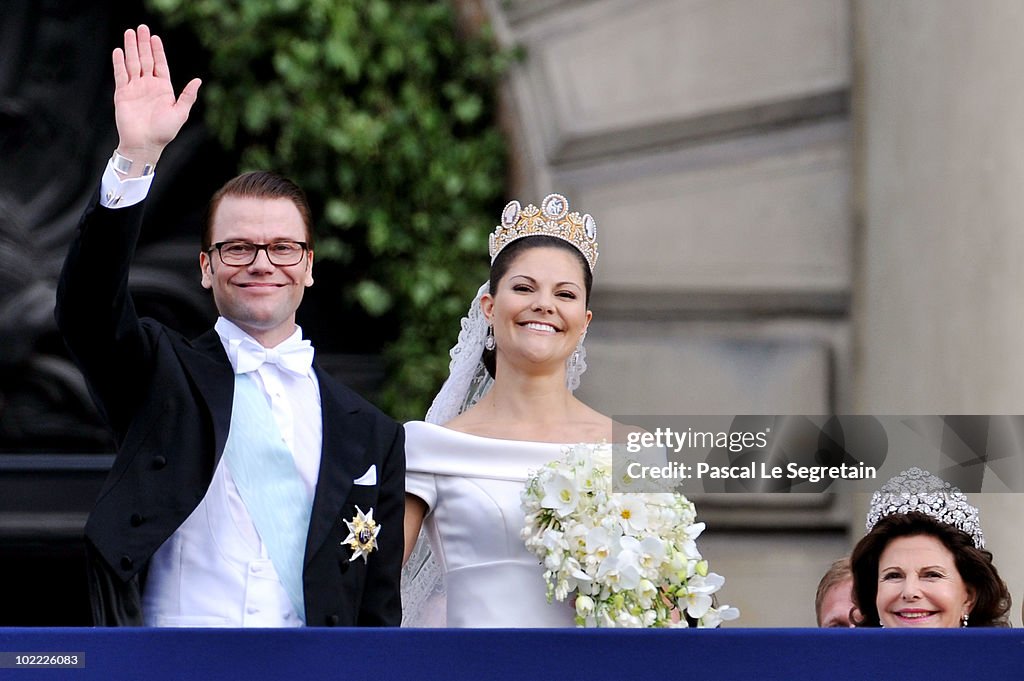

{"left": 203, "top": 171, "right": 313, "bottom": 250}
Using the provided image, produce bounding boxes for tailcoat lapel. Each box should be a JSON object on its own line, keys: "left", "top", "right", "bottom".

{"left": 305, "top": 368, "right": 371, "bottom": 565}
{"left": 175, "top": 329, "right": 234, "bottom": 463}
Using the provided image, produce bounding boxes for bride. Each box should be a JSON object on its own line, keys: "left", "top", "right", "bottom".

{"left": 402, "top": 194, "right": 607, "bottom": 627}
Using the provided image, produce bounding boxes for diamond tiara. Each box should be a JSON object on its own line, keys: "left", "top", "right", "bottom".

{"left": 488, "top": 193, "right": 599, "bottom": 272}
{"left": 865, "top": 467, "right": 985, "bottom": 548}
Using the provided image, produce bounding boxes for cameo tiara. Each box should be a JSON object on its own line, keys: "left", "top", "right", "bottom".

{"left": 489, "top": 193, "right": 599, "bottom": 272}
{"left": 865, "top": 467, "right": 985, "bottom": 548}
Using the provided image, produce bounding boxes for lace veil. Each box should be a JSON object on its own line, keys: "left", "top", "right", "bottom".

{"left": 400, "top": 281, "right": 588, "bottom": 626}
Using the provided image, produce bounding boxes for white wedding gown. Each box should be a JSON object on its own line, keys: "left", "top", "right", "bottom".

{"left": 403, "top": 421, "right": 576, "bottom": 627}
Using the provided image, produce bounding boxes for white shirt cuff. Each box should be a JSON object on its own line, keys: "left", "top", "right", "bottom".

{"left": 100, "top": 159, "right": 155, "bottom": 208}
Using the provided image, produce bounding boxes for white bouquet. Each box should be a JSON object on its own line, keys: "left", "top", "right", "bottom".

{"left": 521, "top": 443, "right": 739, "bottom": 628}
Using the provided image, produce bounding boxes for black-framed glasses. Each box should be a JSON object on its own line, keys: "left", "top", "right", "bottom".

{"left": 208, "top": 240, "right": 309, "bottom": 266}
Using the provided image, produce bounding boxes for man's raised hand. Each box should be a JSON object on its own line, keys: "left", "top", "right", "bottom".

{"left": 112, "top": 24, "right": 201, "bottom": 177}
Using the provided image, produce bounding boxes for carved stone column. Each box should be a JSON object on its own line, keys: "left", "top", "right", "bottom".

{"left": 852, "top": 0, "right": 1024, "bottom": 625}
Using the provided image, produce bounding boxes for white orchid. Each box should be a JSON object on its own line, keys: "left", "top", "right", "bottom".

{"left": 597, "top": 546, "right": 642, "bottom": 592}
{"left": 635, "top": 578, "right": 658, "bottom": 608}
{"left": 698, "top": 605, "right": 741, "bottom": 629}
{"left": 585, "top": 525, "right": 616, "bottom": 562}
{"left": 541, "top": 471, "right": 580, "bottom": 517}
{"left": 522, "top": 444, "right": 738, "bottom": 628}
{"left": 679, "top": 573, "right": 726, "bottom": 620}
{"left": 685, "top": 521, "right": 706, "bottom": 540}
{"left": 637, "top": 536, "right": 667, "bottom": 573}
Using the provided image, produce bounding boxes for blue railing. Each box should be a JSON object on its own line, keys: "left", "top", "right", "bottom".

{"left": 0, "top": 628, "right": 1021, "bottom": 680}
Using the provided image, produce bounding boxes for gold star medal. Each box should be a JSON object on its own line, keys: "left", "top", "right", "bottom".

{"left": 342, "top": 505, "right": 380, "bottom": 563}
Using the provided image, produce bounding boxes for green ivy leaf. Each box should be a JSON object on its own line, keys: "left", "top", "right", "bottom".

{"left": 355, "top": 280, "right": 393, "bottom": 317}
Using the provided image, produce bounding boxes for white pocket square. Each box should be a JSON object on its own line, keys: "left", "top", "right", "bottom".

{"left": 353, "top": 465, "right": 377, "bottom": 486}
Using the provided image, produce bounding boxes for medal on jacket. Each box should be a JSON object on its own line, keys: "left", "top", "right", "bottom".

{"left": 342, "top": 506, "right": 380, "bottom": 563}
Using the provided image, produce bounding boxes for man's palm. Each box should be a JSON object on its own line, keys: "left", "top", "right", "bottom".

{"left": 112, "top": 26, "right": 200, "bottom": 157}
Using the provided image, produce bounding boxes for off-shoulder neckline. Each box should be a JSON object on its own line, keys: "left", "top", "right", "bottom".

{"left": 404, "top": 420, "right": 605, "bottom": 447}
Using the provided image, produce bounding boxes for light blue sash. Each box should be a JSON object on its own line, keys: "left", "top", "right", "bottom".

{"left": 222, "top": 373, "right": 312, "bottom": 621}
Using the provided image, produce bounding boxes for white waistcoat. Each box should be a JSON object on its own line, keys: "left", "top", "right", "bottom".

{"left": 142, "top": 459, "right": 303, "bottom": 627}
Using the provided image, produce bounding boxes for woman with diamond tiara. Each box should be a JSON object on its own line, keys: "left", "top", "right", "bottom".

{"left": 849, "top": 468, "right": 1011, "bottom": 628}
{"left": 400, "top": 194, "right": 609, "bottom": 627}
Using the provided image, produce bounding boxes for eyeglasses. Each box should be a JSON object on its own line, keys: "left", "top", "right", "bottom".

{"left": 208, "top": 240, "right": 309, "bottom": 266}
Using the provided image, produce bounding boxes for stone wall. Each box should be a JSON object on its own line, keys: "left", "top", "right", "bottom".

{"left": 486, "top": 0, "right": 853, "bottom": 626}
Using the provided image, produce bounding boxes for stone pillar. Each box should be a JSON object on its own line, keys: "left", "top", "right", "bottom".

{"left": 853, "top": 0, "right": 1024, "bottom": 625}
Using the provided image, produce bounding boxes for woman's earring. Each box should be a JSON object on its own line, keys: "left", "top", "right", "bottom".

{"left": 961, "top": 612, "right": 969, "bottom": 628}
{"left": 568, "top": 330, "right": 586, "bottom": 372}
{"left": 484, "top": 325, "right": 495, "bottom": 351}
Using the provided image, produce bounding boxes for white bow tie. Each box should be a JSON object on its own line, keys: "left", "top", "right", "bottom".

{"left": 230, "top": 336, "right": 315, "bottom": 376}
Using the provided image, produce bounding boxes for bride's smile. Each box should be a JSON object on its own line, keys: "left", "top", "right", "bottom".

{"left": 521, "top": 321, "right": 560, "bottom": 334}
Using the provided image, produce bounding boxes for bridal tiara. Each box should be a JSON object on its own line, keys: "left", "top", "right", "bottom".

{"left": 865, "top": 467, "right": 985, "bottom": 548}
{"left": 489, "top": 193, "right": 599, "bottom": 272}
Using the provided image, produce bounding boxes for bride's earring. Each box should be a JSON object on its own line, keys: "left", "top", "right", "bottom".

{"left": 568, "top": 330, "right": 586, "bottom": 372}
{"left": 961, "top": 611, "right": 969, "bottom": 628}
{"left": 484, "top": 325, "right": 495, "bottom": 351}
